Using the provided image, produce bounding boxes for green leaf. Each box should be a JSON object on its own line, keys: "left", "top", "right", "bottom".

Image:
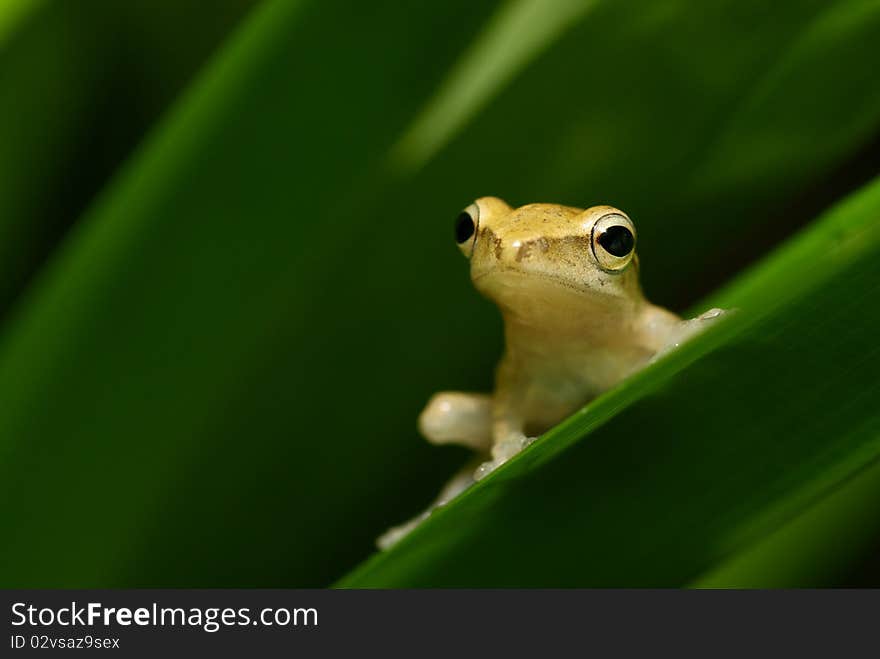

{"left": 340, "top": 174, "right": 880, "bottom": 586}
{"left": 0, "top": 0, "right": 504, "bottom": 587}
{"left": 0, "top": 0, "right": 258, "bottom": 313}
{"left": 692, "top": 457, "right": 880, "bottom": 588}
{"left": 1, "top": 0, "right": 879, "bottom": 588}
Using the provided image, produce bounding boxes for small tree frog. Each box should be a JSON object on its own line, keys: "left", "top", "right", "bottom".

{"left": 378, "top": 198, "right": 723, "bottom": 548}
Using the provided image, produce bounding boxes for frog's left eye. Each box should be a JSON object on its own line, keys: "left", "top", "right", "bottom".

{"left": 455, "top": 203, "right": 480, "bottom": 258}
{"left": 591, "top": 213, "right": 636, "bottom": 272}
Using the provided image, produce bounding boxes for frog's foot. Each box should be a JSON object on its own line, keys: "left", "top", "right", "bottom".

{"left": 376, "top": 457, "right": 481, "bottom": 550}
{"left": 377, "top": 511, "right": 430, "bottom": 550}
{"left": 474, "top": 433, "right": 538, "bottom": 481}
{"left": 650, "top": 307, "right": 730, "bottom": 363}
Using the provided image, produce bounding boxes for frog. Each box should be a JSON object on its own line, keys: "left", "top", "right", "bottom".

{"left": 377, "top": 198, "right": 724, "bottom": 549}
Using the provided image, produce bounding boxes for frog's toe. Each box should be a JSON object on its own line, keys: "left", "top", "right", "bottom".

{"left": 376, "top": 511, "right": 430, "bottom": 550}
{"left": 474, "top": 434, "right": 538, "bottom": 480}
{"left": 698, "top": 307, "right": 726, "bottom": 321}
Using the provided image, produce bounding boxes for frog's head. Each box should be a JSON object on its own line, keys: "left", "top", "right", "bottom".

{"left": 455, "top": 197, "right": 644, "bottom": 312}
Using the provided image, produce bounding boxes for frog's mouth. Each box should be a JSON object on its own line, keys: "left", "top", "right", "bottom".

{"left": 472, "top": 265, "right": 631, "bottom": 306}
{"left": 472, "top": 266, "right": 643, "bottom": 340}
{"left": 474, "top": 266, "right": 591, "bottom": 293}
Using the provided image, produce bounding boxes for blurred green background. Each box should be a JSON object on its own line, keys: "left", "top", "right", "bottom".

{"left": 1, "top": 0, "right": 880, "bottom": 587}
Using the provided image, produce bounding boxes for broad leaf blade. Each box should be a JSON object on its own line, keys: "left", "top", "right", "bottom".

{"left": 0, "top": 0, "right": 504, "bottom": 587}
{"left": 0, "top": 0, "right": 259, "bottom": 314}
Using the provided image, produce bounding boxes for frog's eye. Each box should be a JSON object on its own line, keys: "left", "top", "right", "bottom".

{"left": 455, "top": 203, "right": 480, "bottom": 257}
{"left": 591, "top": 213, "right": 636, "bottom": 272}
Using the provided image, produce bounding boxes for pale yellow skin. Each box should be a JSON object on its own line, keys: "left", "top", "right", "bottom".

{"left": 377, "top": 198, "right": 722, "bottom": 548}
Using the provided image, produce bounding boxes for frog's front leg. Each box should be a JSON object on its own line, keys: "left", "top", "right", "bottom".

{"left": 418, "top": 392, "right": 492, "bottom": 452}
{"left": 647, "top": 306, "right": 729, "bottom": 363}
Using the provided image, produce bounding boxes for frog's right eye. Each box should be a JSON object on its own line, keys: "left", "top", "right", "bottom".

{"left": 455, "top": 203, "right": 479, "bottom": 257}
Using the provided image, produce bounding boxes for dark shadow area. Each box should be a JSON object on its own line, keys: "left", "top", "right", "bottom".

{"left": 679, "top": 132, "right": 880, "bottom": 310}
{"left": 0, "top": 0, "right": 259, "bottom": 324}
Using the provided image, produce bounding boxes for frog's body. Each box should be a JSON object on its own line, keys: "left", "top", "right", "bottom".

{"left": 377, "top": 198, "right": 722, "bottom": 548}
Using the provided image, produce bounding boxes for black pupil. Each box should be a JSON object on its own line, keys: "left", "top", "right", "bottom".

{"left": 455, "top": 211, "right": 475, "bottom": 244}
{"left": 598, "top": 225, "right": 634, "bottom": 257}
